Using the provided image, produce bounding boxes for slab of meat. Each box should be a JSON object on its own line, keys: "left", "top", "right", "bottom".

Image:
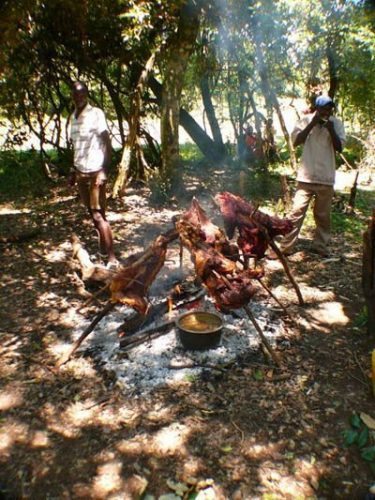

{"left": 193, "top": 246, "right": 263, "bottom": 310}
{"left": 110, "top": 232, "right": 176, "bottom": 314}
{"left": 215, "top": 191, "right": 293, "bottom": 259}
{"left": 176, "top": 214, "right": 262, "bottom": 310}
{"left": 180, "top": 198, "right": 238, "bottom": 260}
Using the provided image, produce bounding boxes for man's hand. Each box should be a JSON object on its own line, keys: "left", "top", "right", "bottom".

{"left": 324, "top": 119, "right": 334, "bottom": 131}
{"left": 311, "top": 111, "right": 321, "bottom": 126}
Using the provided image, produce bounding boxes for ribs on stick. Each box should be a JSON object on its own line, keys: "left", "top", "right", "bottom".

{"left": 175, "top": 209, "right": 282, "bottom": 366}
{"left": 214, "top": 192, "right": 304, "bottom": 305}
{"left": 57, "top": 230, "right": 177, "bottom": 367}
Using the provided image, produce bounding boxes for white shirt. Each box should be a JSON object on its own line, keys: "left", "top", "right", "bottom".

{"left": 292, "top": 114, "right": 346, "bottom": 186}
{"left": 70, "top": 104, "right": 109, "bottom": 174}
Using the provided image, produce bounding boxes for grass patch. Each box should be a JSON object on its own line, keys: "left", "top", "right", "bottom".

{"left": 0, "top": 150, "right": 52, "bottom": 201}
{"left": 180, "top": 143, "right": 204, "bottom": 162}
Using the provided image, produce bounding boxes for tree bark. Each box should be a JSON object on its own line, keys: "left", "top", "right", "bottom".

{"left": 200, "top": 73, "right": 225, "bottom": 152}
{"left": 362, "top": 209, "right": 375, "bottom": 335}
{"left": 112, "top": 53, "right": 156, "bottom": 198}
{"left": 160, "top": 1, "right": 200, "bottom": 180}
{"left": 149, "top": 76, "right": 224, "bottom": 163}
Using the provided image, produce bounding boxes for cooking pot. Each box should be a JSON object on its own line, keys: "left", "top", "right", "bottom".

{"left": 176, "top": 310, "right": 223, "bottom": 350}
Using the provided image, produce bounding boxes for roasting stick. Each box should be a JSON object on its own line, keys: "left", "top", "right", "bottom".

{"left": 211, "top": 270, "right": 282, "bottom": 367}
{"left": 242, "top": 304, "right": 282, "bottom": 367}
{"left": 56, "top": 301, "right": 116, "bottom": 368}
{"left": 56, "top": 265, "right": 147, "bottom": 368}
{"left": 257, "top": 278, "right": 290, "bottom": 317}
{"left": 268, "top": 239, "right": 304, "bottom": 306}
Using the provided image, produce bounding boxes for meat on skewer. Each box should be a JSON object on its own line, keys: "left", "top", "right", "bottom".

{"left": 215, "top": 191, "right": 293, "bottom": 259}
{"left": 110, "top": 232, "right": 176, "bottom": 314}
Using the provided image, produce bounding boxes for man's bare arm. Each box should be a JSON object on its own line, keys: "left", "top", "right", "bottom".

{"left": 293, "top": 113, "right": 320, "bottom": 147}
{"left": 325, "top": 121, "right": 343, "bottom": 152}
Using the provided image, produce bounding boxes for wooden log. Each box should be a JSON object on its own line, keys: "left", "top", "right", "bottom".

{"left": 119, "top": 288, "right": 205, "bottom": 347}
{"left": 120, "top": 319, "right": 176, "bottom": 350}
{"left": 71, "top": 234, "right": 114, "bottom": 283}
{"left": 362, "top": 209, "right": 375, "bottom": 335}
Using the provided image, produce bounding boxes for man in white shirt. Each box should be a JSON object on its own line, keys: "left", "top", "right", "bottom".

{"left": 69, "top": 81, "right": 117, "bottom": 267}
{"left": 275, "top": 95, "right": 346, "bottom": 257}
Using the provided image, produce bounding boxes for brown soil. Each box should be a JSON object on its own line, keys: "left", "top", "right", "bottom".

{"left": 0, "top": 165, "right": 374, "bottom": 500}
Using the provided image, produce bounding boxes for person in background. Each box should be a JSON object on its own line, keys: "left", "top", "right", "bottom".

{"left": 264, "top": 118, "right": 278, "bottom": 162}
{"left": 271, "top": 95, "right": 346, "bottom": 257}
{"left": 244, "top": 125, "right": 257, "bottom": 160}
{"left": 68, "top": 81, "right": 118, "bottom": 268}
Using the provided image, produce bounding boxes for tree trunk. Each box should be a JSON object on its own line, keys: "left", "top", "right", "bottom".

{"left": 149, "top": 76, "right": 225, "bottom": 163}
{"left": 362, "top": 209, "right": 375, "bottom": 335}
{"left": 112, "top": 53, "right": 155, "bottom": 198}
{"left": 160, "top": 1, "right": 200, "bottom": 180}
{"left": 248, "top": 92, "right": 266, "bottom": 163}
{"left": 200, "top": 74, "right": 225, "bottom": 152}
{"left": 253, "top": 35, "right": 297, "bottom": 169}
{"left": 327, "top": 45, "right": 339, "bottom": 100}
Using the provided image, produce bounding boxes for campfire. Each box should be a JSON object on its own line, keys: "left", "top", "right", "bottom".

{"left": 57, "top": 192, "right": 303, "bottom": 374}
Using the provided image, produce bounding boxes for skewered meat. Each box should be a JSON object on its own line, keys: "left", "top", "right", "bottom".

{"left": 110, "top": 232, "right": 176, "bottom": 314}
{"left": 215, "top": 192, "right": 293, "bottom": 259}
{"left": 193, "top": 246, "right": 263, "bottom": 309}
{"left": 180, "top": 198, "right": 238, "bottom": 260}
{"left": 176, "top": 213, "right": 263, "bottom": 310}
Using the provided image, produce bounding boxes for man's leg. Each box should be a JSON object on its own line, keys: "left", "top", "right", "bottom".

{"left": 279, "top": 183, "right": 313, "bottom": 254}
{"left": 90, "top": 209, "right": 117, "bottom": 263}
{"left": 90, "top": 178, "right": 117, "bottom": 264}
{"left": 312, "top": 184, "right": 334, "bottom": 254}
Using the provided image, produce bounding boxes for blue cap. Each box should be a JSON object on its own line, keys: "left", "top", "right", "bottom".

{"left": 315, "top": 95, "right": 334, "bottom": 107}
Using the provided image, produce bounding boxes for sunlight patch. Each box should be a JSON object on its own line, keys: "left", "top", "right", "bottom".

{"left": 30, "top": 430, "right": 50, "bottom": 448}
{"left": 309, "top": 301, "right": 349, "bottom": 326}
{"left": 0, "top": 421, "right": 29, "bottom": 455}
{"left": 152, "top": 422, "right": 190, "bottom": 456}
{"left": 92, "top": 460, "right": 123, "bottom": 497}
{"left": 0, "top": 386, "right": 24, "bottom": 410}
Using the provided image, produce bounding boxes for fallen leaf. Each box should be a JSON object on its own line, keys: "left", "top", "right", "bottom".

{"left": 360, "top": 412, "right": 375, "bottom": 430}
{"left": 221, "top": 445, "right": 233, "bottom": 453}
{"left": 166, "top": 479, "right": 189, "bottom": 496}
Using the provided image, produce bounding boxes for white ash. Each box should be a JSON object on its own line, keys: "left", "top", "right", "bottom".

{"left": 73, "top": 296, "right": 285, "bottom": 397}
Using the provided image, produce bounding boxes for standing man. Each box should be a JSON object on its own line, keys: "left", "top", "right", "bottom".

{"left": 275, "top": 95, "right": 346, "bottom": 257}
{"left": 69, "top": 81, "right": 118, "bottom": 268}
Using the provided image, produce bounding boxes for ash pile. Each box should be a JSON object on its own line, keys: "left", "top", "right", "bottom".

{"left": 78, "top": 274, "right": 286, "bottom": 397}
{"left": 59, "top": 192, "right": 302, "bottom": 394}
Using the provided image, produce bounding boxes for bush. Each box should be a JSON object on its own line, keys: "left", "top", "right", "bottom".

{"left": 0, "top": 150, "right": 51, "bottom": 201}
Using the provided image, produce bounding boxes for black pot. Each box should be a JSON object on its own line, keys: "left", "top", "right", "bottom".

{"left": 176, "top": 310, "right": 223, "bottom": 350}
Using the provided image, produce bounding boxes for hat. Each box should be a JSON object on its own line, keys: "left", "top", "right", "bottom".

{"left": 315, "top": 95, "right": 334, "bottom": 108}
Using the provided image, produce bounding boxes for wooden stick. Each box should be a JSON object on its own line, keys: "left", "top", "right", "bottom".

{"left": 56, "top": 301, "right": 116, "bottom": 368}
{"left": 243, "top": 304, "right": 282, "bottom": 367}
{"left": 268, "top": 239, "right": 304, "bottom": 305}
{"left": 179, "top": 239, "right": 184, "bottom": 271}
{"left": 120, "top": 320, "right": 175, "bottom": 350}
{"left": 257, "top": 277, "right": 291, "bottom": 317}
{"left": 211, "top": 269, "right": 282, "bottom": 367}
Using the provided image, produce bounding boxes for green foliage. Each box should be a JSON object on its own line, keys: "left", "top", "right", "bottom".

{"left": 0, "top": 150, "right": 52, "bottom": 200}
{"left": 343, "top": 413, "right": 375, "bottom": 471}
{"left": 354, "top": 306, "right": 369, "bottom": 328}
{"left": 180, "top": 143, "right": 204, "bottom": 162}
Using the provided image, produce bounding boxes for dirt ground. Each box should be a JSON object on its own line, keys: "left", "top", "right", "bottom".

{"left": 0, "top": 163, "right": 374, "bottom": 499}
